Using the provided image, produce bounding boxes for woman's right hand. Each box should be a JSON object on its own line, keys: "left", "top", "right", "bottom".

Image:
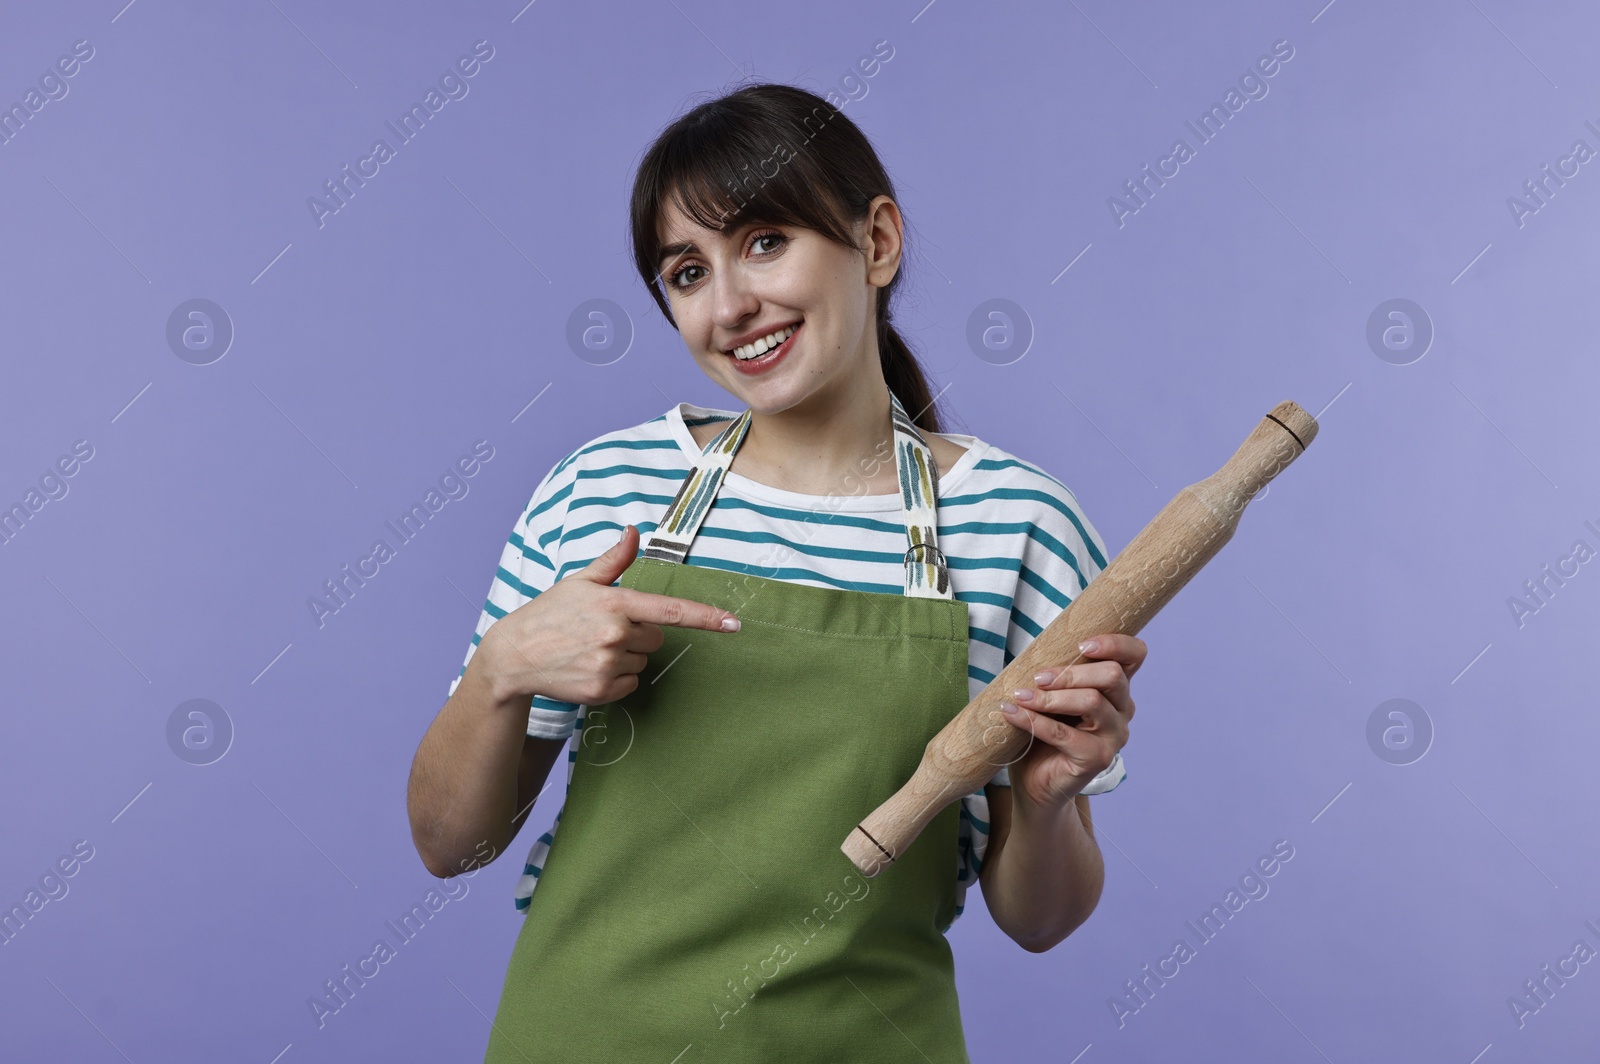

{"left": 478, "top": 524, "right": 741, "bottom": 706}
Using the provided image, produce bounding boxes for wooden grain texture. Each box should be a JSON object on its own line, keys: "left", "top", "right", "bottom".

{"left": 841, "top": 401, "right": 1319, "bottom": 877}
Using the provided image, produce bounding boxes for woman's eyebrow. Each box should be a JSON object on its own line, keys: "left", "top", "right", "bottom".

{"left": 657, "top": 241, "right": 698, "bottom": 266}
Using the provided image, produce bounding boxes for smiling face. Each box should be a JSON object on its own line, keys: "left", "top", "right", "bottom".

{"left": 655, "top": 193, "right": 902, "bottom": 419}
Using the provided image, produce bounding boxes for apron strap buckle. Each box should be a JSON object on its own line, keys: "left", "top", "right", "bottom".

{"left": 903, "top": 543, "right": 952, "bottom": 597}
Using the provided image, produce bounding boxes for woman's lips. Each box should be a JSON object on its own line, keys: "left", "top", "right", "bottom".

{"left": 727, "top": 322, "right": 800, "bottom": 375}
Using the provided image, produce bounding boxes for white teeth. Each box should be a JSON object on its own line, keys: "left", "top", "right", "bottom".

{"left": 732, "top": 323, "right": 797, "bottom": 360}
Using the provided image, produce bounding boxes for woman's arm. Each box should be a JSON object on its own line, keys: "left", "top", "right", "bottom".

{"left": 977, "top": 633, "right": 1143, "bottom": 951}
{"left": 407, "top": 525, "right": 742, "bottom": 879}
{"left": 407, "top": 627, "right": 560, "bottom": 878}
{"left": 979, "top": 789, "right": 1101, "bottom": 952}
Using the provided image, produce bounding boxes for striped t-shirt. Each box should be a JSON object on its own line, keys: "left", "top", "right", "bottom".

{"left": 449, "top": 402, "right": 1121, "bottom": 922}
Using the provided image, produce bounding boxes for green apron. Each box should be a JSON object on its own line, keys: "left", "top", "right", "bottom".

{"left": 485, "top": 392, "right": 974, "bottom": 1063}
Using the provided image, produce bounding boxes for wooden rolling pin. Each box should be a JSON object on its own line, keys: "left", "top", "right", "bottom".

{"left": 842, "top": 400, "right": 1318, "bottom": 876}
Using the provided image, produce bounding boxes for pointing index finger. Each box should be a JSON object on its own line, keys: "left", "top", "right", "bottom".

{"left": 616, "top": 587, "right": 741, "bottom": 632}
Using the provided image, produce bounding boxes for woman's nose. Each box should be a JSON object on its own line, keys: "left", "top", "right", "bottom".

{"left": 710, "top": 268, "right": 760, "bottom": 329}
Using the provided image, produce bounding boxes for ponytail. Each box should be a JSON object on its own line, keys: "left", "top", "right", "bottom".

{"left": 879, "top": 318, "right": 942, "bottom": 434}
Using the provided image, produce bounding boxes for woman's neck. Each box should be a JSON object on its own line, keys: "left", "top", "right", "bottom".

{"left": 733, "top": 378, "right": 900, "bottom": 496}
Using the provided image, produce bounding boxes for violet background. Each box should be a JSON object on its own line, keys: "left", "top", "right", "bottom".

{"left": 3, "top": 0, "right": 1597, "bottom": 1060}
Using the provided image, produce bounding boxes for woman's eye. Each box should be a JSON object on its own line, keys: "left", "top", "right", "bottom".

{"left": 669, "top": 264, "right": 705, "bottom": 289}
{"left": 751, "top": 232, "right": 785, "bottom": 255}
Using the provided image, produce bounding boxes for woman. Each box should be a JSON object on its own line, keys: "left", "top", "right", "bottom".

{"left": 408, "top": 82, "right": 1145, "bottom": 1062}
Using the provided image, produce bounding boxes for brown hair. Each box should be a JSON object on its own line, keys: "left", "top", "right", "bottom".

{"left": 628, "top": 82, "right": 943, "bottom": 433}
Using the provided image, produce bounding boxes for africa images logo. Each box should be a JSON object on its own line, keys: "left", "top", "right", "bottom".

{"left": 1106, "top": 38, "right": 1295, "bottom": 228}
{"left": 306, "top": 40, "right": 495, "bottom": 229}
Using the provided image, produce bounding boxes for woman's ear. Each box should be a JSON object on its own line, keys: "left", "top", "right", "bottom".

{"left": 862, "top": 194, "right": 904, "bottom": 288}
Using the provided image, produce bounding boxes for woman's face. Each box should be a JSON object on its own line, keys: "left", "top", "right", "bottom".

{"left": 654, "top": 195, "right": 900, "bottom": 418}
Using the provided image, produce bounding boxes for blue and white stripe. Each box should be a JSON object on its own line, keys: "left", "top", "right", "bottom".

{"left": 450, "top": 402, "right": 1125, "bottom": 921}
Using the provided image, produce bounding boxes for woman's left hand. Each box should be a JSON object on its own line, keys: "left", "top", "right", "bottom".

{"left": 998, "top": 633, "right": 1146, "bottom": 813}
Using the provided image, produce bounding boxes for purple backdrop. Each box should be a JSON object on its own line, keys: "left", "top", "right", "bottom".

{"left": 3, "top": 0, "right": 1597, "bottom": 1060}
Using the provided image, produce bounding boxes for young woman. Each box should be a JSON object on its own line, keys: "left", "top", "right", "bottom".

{"left": 409, "top": 82, "right": 1145, "bottom": 1063}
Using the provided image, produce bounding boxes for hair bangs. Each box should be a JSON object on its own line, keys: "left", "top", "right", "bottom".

{"left": 634, "top": 98, "right": 857, "bottom": 305}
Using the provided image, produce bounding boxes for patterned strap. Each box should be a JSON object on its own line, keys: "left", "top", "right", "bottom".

{"left": 891, "top": 392, "right": 950, "bottom": 599}
{"left": 639, "top": 407, "right": 752, "bottom": 565}
{"left": 641, "top": 392, "right": 952, "bottom": 599}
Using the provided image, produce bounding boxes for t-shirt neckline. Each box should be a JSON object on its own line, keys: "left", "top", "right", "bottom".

{"left": 666, "top": 401, "right": 984, "bottom": 511}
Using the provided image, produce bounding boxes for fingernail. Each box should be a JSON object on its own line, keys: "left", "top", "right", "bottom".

{"left": 1012, "top": 688, "right": 1034, "bottom": 702}
{"left": 1079, "top": 639, "right": 1099, "bottom": 654}
{"left": 721, "top": 617, "right": 740, "bottom": 632}
{"left": 1033, "top": 669, "right": 1057, "bottom": 685}
{"left": 1000, "top": 700, "right": 1023, "bottom": 717}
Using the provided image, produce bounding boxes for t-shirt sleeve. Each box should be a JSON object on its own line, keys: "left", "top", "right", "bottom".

{"left": 957, "top": 467, "right": 1125, "bottom": 915}
{"left": 997, "top": 470, "right": 1125, "bottom": 795}
{"left": 447, "top": 449, "right": 582, "bottom": 740}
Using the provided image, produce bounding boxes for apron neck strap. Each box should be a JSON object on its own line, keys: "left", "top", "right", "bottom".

{"left": 641, "top": 391, "right": 952, "bottom": 599}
